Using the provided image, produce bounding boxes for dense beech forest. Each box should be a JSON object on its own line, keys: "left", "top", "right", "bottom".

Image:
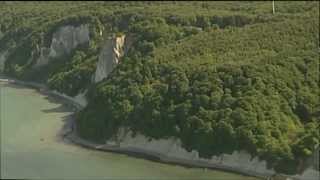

{"left": 1, "top": 1, "right": 319, "bottom": 174}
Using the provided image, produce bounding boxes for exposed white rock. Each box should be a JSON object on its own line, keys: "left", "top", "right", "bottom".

{"left": 49, "top": 24, "right": 90, "bottom": 57}
{"left": 94, "top": 34, "right": 132, "bottom": 83}
{"left": 0, "top": 50, "right": 8, "bottom": 72}
{"left": 106, "top": 128, "right": 276, "bottom": 177}
{"left": 104, "top": 128, "right": 320, "bottom": 179}
{"left": 34, "top": 24, "right": 90, "bottom": 67}
{"left": 293, "top": 168, "right": 319, "bottom": 180}
{"left": 51, "top": 90, "right": 84, "bottom": 110}
{"left": 74, "top": 90, "right": 88, "bottom": 107}
{"left": 34, "top": 47, "right": 51, "bottom": 67}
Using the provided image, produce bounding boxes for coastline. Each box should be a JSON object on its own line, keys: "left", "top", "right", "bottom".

{"left": 1, "top": 77, "right": 318, "bottom": 180}
{"left": 0, "top": 77, "right": 266, "bottom": 179}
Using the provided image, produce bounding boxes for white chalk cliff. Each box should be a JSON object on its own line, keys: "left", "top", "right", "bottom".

{"left": 34, "top": 24, "right": 90, "bottom": 67}
{"left": 293, "top": 168, "right": 319, "bottom": 180}
{"left": 103, "top": 128, "right": 319, "bottom": 180}
{"left": 31, "top": 24, "right": 91, "bottom": 104}
{"left": 106, "top": 128, "right": 276, "bottom": 177}
{"left": 94, "top": 34, "right": 131, "bottom": 83}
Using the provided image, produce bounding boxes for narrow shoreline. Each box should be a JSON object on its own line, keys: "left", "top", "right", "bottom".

{"left": 0, "top": 77, "right": 266, "bottom": 179}
{"left": 2, "top": 76, "right": 310, "bottom": 180}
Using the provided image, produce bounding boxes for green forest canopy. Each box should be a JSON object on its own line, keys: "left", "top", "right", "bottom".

{"left": 0, "top": 1, "right": 319, "bottom": 174}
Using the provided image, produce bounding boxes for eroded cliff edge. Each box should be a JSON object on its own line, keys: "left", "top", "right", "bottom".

{"left": 94, "top": 34, "right": 132, "bottom": 83}
{"left": 33, "top": 24, "right": 90, "bottom": 68}
{"left": 1, "top": 9, "right": 319, "bottom": 179}
{"left": 18, "top": 24, "right": 132, "bottom": 107}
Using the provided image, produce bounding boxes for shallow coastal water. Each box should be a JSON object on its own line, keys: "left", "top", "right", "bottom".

{"left": 0, "top": 82, "right": 258, "bottom": 179}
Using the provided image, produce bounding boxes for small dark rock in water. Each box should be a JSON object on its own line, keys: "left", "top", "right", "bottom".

{"left": 40, "top": 138, "right": 44, "bottom": 141}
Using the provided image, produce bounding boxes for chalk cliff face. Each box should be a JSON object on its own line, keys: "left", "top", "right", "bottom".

{"left": 292, "top": 148, "right": 320, "bottom": 180}
{"left": 105, "top": 128, "right": 319, "bottom": 179}
{"left": 106, "top": 128, "right": 276, "bottom": 177}
{"left": 293, "top": 168, "right": 319, "bottom": 180}
{"left": 34, "top": 24, "right": 90, "bottom": 67}
{"left": 94, "top": 34, "right": 132, "bottom": 83}
{"left": 0, "top": 50, "right": 8, "bottom": 72}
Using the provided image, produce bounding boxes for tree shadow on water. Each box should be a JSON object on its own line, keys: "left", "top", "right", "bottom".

{"left": 40, "top": 103, "right": 77, "bottom": 144}
{"left": 54, "top": 112, "right": 78, "bottom": 145}
{"left": 38, "top": 94, "right": 77, "bottom": 143}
